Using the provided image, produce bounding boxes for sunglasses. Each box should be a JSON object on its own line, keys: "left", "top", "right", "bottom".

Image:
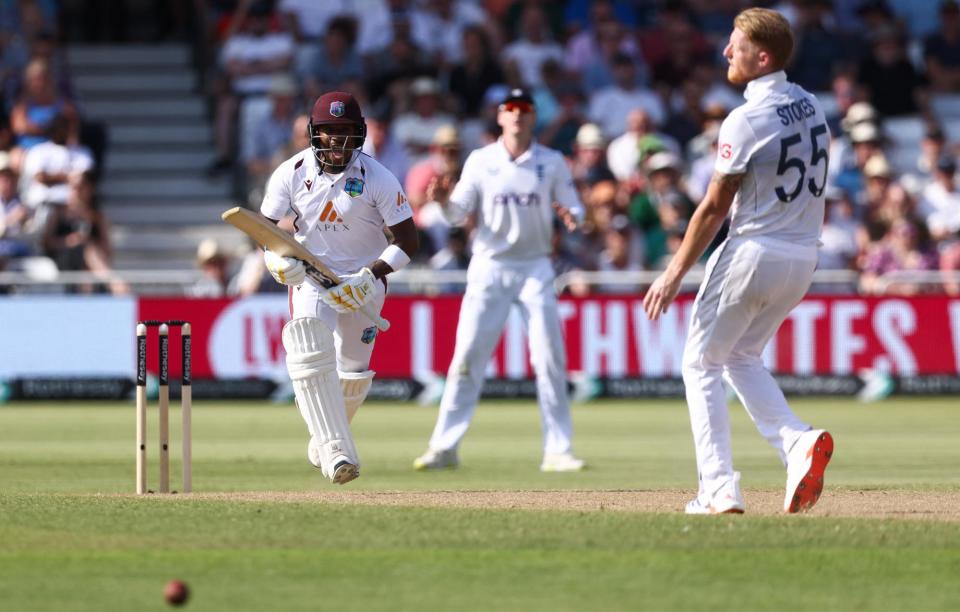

{"left": 500, "top": 101, "right": 534, "bottom": 114}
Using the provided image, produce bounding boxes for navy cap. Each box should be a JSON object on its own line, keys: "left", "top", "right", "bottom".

{"left": 501, "top": 88, "right": 534, "bottom": 107}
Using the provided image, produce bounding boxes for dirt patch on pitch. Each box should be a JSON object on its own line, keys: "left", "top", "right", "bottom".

{"left": 192, "top": 489, "right": 960, "bottom": 521}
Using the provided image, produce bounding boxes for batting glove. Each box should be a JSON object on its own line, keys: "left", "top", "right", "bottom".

{"left": 263, "top": 249, "right": 306, "bottom": 286}
{"left": 321, "top": 267, "right": 376, "bottom": 313}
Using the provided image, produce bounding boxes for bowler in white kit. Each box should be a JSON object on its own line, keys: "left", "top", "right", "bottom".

{"left": 413, "top": 88, "right": 587, "bottom": 472}
{"left": 643, "top": 8, "right": 834, "bottom": 514}
{"left": 261, "top": 91, "right": 418, "bottom": 485}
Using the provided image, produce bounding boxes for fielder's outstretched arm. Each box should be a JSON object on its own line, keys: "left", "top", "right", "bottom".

{"left": 643, "top": 171, "right": 743, "bottom": 320}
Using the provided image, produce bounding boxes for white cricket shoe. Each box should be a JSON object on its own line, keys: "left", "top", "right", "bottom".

{"left": 330, "top": 458, "right": 360, "bottom": 485}
{"left": 784, "top": 429, "right": 834, "bottom": 513}
{"left": 413, "top": 448, "right": 459, "bottom": 470}
{"left": 540, "top": 452, "right": 586, "bottom": 472}
{"left": 684, "top": 472, "right": 745, "bottom": 514}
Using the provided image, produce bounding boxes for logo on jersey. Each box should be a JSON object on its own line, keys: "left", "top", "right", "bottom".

{"left": 330, "top": 101, "right": 345, "bottom": 117}
{"left": 720, "top": 143, "right": 732, "bottom": 160}
{"left": 360, "top": 325, "right": 377, "bottom": 345}
{"left": 344, "top": 177, "right": 364, "bottom": 197}
{"left": 318, "top": 201, "right": 349, "bottom": 231}
{"left": 304, "top": 179, "right": 313, "bottom": 190}
{"left": 493, "top": 192, "right": 541, "bottom": 207}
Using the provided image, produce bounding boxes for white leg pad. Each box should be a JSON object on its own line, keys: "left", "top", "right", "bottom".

{"left": 340, "top": 370, "right": 375, "bottom": 423}
{"left": 283, "top": 317, "right": 359, "bottom": 476}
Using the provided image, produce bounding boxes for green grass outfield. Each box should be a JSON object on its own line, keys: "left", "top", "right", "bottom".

{"left": 2, "top": 398, "right": 960, "bottom": 611}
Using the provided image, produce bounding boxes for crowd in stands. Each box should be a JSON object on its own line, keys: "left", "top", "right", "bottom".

{"left": 3, "top": 0, "right": 960, "bottom": 297}
{"left": 0, "top": 0, "right": 116, "bottom": 293}
{"left": 199, "top": 0, "right": 960, "bottom": 297}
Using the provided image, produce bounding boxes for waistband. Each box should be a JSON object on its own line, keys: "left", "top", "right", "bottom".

{"left": 728, "top": 235, "right": 819, "bottom": 261}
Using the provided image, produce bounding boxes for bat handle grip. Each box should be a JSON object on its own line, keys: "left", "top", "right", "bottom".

{"left": 361, "top": 304, "right": 391, "bottom": 332}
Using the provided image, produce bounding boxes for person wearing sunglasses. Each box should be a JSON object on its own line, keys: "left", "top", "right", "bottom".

{"left": 413, "top": 88, "right": 587, "bottom": 473}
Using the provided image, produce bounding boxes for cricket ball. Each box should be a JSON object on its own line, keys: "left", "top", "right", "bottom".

{"left": 164, "top": 580, "right": 190, "bottom": 606}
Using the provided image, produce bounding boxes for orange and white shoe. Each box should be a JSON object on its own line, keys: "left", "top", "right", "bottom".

{"left": 784, "top": 429, "right": 834, "bottom": 513}
{"left": 685, "top": 472, "right": 745, "bottom": 514}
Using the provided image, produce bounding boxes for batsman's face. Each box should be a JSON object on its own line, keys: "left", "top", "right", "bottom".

{"left": 315, "top": 124, "right": 359, "bottom": 165}
{"left": 724, "top": 28, "right": 765, "bottom": 85}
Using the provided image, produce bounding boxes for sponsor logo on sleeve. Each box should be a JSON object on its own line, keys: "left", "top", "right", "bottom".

{"left": 720, "top": 143, "right": 732, "bottom": 159}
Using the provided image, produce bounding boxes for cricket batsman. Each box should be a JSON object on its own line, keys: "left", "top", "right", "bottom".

{"left": 261, "top": 91, "right": 418, "bottom": 484}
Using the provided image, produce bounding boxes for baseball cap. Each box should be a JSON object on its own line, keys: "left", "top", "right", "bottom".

{"left": 647, "top": 151, "right": 682, "bottom": 173}
{"left": 500, "top": 88, "right": 534, "bottom": 106}
{"left": 410, "top": 77, "right": 441, "bottom": 96}
{"left": 310, "top": 91, "right": 364, "bottom": 125}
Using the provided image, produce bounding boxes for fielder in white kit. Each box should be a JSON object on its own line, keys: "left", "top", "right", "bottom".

{"left": 413, "top": 88, "right": 587, "bottom": 472}
{"left": 261, "top": 91, "right": 418, "bottom": 485}
{"left": 643, "top": 8, "right": 834, "bottom": 514}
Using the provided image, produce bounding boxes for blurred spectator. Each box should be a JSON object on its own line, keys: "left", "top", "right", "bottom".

{"left": 788, "top": 0, "right": 852, "bottom": 92}
{"left": 405, "top": 124, "right": 461, "bottom": 211}
{"left": 501, "top": 4, "right": 564, "bottom": 88}
{"left": 538, "top": 81, "right": 587, "bottom": 157}
{"left": 564, "top": 0, "right": 640, "bottom": 76}
{"left": 302, "top": 15, "right": 363, "bottom": 99}
{"left": 392, "top": 77, "right": 455, "bottom": 163}
{"left": 569, "top": 123, "right": 614, "bottom": 186}
{"left": 825, "top": 73, "right": 859, "bottom": 136}
{"left": 918, "top": 154, "right": 960, "bottom": 241}
{"left": 20, "top": 114, "right": 94, "bottom": 212}
{"left": 189, "top": 238, "right": 233, "bottom": 297}
{"left": 639, "top": 2, "right": 712, "bottom": 89}
{"left": 448, "top": 25, "right": 505, "bottom": 118}
{"left": 578, "top": 18, "right": 643, "bottom": 92}
{"left": 243, "top": 74, "right": 298, "bottom": 195}
{"left": 834, "top": 120, "right": 886, "bottom": 205}
{"left": 362, "top": 106, "right": 411, "bottom": 184}
{"left": 0, "top": 159, "right": 31, "bottom": 260}
{"left": 208, "top": 6, "right": 295, "bottom": 174}
{"left": 814, "top": 187, "right": 861, "bottom": 293}
{"left": 412, "top": 0, "right": 486, "bottom": 65}
{"left": 41, "top": 171, "right": 127, "bottom": 295}
{"left": 10, "top": 58, "right": 78, "bottom": 156}
{"left": 607, "top": 108, "right": 679, "bottom": 182}
{"left": 942, "top": 236, "right": 960, "bottom": 295}
{"left": 587, "top": 53, "right": 665, "bottom": 138}
{"left": 272, "top": 113, "right": 310, "bottom": 166}
{"left": 429, "top": 225, "right": 471, "bottom": 293}
{"left": 628, "top": 151, "right": 694, "bottom": 267}
{"left": 923, "top": 0, "right": 960, "bottom": 92}
{"left": 857, "top": 26, "right": 928, "bottom": 117}
{"left": 364, "top": 27, "right": 435, "bottom": 105}
{"left": 861, "top": 218, "right": 939, "bottom": 295}
{"left": 596, "top": 214, "right": 641, "bottom": 293}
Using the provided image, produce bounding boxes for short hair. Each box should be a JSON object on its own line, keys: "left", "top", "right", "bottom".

{"left": 734, "top": 8, "right": 794, "bottom": 71}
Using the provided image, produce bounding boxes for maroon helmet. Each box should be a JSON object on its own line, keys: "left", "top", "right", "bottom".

{"left": 309, "top": 91, "right": 366, "bottom": 171}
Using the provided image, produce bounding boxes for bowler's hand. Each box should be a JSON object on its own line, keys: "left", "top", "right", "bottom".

{"left": 643, "top": 271, "right": 682, "bottom": 321}
{"left": 552, "top": 202, "right": 578, "bottom": 232}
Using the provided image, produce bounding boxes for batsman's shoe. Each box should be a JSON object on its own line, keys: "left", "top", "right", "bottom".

{"left": 331, "top": 458, "right": 360, "bottom": 485}
{"left": 540, "top": 452, "right": 586, "bottom": 472}
{"left": 784, "top": 429, "right": 834, "bottom": 513}
{"left": 412, "top": 448, "right": 459, "bottom": 470}
{"left": 685, "top": 472, "right": 745, "bottom": 514}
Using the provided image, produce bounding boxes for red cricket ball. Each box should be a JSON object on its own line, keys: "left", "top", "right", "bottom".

{"left": 164, "top": 580, "right": 190, "bottom": 606}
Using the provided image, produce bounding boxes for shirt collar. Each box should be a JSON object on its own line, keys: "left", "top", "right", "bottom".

{"left": 743, "top": 70, "right": 787, "bottom": 101}
{"left": 497, "top": 137, "right": 537, "bottom": 164}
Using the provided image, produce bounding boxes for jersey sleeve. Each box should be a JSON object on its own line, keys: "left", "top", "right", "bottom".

{"left": 446, "top": 151, "right": 481, "bottom": 225}
{"left": 551, "top": 156, "right": 585, "bottom": 224}
{"left": 715, "top": 109, "right": 756, "bottom": 175}
{"left": 372, "top": 164, "right": 414, "bottom": 226}
{"left": 261, "top": 162, "right": 292, "bottom": 220}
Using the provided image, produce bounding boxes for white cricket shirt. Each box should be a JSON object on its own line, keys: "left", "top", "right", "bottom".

{"left": 716, "top": 71, "right": 830, "bottom": 246}
{"left": 447, "top": 139, "right": 584, "bottom": 261}
{"left": 261, "top": 149, "right": 413, "bottom": 277}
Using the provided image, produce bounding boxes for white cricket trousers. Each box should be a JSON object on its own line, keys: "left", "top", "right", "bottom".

{"left": 289, "top": 278, "right": 387, "bottom": 372}
{"left": 683, "top": 236, "right": 816, "bottom": 502}
{"left": 428, "top": 256, "right": 574, "bottom": 455}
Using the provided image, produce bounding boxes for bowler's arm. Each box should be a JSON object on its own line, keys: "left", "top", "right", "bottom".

{"left": 642, "top": 171, "right": 742, "bottom": 320}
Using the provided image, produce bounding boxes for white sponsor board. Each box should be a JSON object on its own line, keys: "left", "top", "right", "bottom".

{"left": 0, "top": 296, "right": 136, "bottom": 377}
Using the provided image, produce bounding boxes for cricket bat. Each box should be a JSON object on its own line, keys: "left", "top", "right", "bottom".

{"left": 221, "top": 207, "right": 391, "bottom": 331}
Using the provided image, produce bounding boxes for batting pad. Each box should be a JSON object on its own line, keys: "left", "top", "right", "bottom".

{"left": 282, "top": 317, "right": 359, "bottom": 471}
{"left": 340, "top": 370, "right": 375, "bottom": 422}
